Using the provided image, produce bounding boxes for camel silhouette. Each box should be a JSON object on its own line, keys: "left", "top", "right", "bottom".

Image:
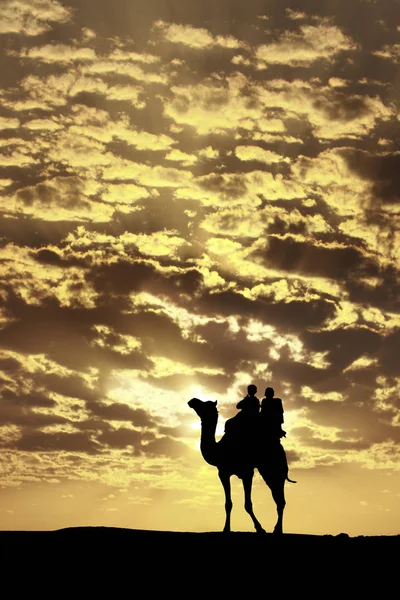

{"left": 188, "top": 398, "right": 296, "bottom": 534}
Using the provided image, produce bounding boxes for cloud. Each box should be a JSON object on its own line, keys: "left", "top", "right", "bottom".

{"left": 0, "top": 0, "right": 71, "bottom": 36}
{"left": 199, "top": 206, "right": 266, "bottom": 238}
{"left": 108, "top": 49, "right": 160, "bottom": 64}
{"left": 65, "top": 107, "right": 175, "bottom": 150}
{"left": 256, "top": 24, "right": 357, "bottom": 67}
{"left": 164, "top": 73, "right": 264, "bottom": 134}
{"left": 22, "top": 44, "right": 97, "bottom": 63}
{"left": 14, "top": 431, "right": 100, "bottom": 453}
{"left": 143, "top": 436, "right": 188, "bottom": 458}
{"left": 373, "top": 44, "right": 400, "bottom": 63}
{"left": 258, "top": 79, "right": 393, "bottom": 140}
{"left": 13, "top": 72, "right": 145, "bottom": 109}
{"left": 344, "top": 149, "right": 400, "bottom": 207}
{"left": 234, "top": 145, "right": 290, "bottom": 164}
{"left": 164, "top": 72, "right": 392, "bottom": 140}
{"left": 3, "top": 176, "right": 113, "bottom": 222}
{"left": 291, "top": 147, "right": 400, "bottom": 268}
{"left": 64, "top": 226, "right": 189, "bottom": 261}
{"left": 97, "top": 426, "right": 151, "bottom": 450}
{"left": 0, "top": 116, "right": 20, "bottom": 130}
{"left": 197, "top": 288, "right": 335, "bottom": 332}
{"left": 82, "top": 59, "right": 168, "bottom": 85}
{"left": 0, "top": 149, "right": 38, "bottom": 167}
{"left": 87, "top": 400, "right": 154, "bottom": 427}
{"left": 102, "top": 159, "right": 193, "bottom": 188}
{"left": 16, "top": 40, "right": 166, "bottom": 84}
{"left": 148, "top": 355, "right": 223, "bottom": 379}
{"left": 165, "top": 149, "right": 198, "bottom": 166}
{"left": 258, "top": 235, "right": 376, "bottom": 282}
{"left": 100, "top": 183, "right": 151, "bottom": 205}
{"left": 176, "top": 170, "right": 305, "bottom": 208}
{"left": 291, "top": 147, "right": 371, "bottom": 216}
{"left": 24, "top": 118, "right": 62, "bottom": 131}
{"left": 154, "top": 20, "right": 243, "bottom": 50}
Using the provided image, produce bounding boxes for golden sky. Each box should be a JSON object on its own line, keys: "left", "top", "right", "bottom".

{"left": 0, "top": 0, "right": 400, "bottom": 535}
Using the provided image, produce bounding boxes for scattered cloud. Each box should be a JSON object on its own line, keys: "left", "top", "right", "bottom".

{"left": 256, "top": 24, "right": 357, "bottom": 67}
{"left": 0, "top": 0, "right": 71, "bottom": 37}
{"left": 1, "top": 2, "right": 400, "bottom": 532}
{"left": 154, "top": 20, "right": 243, "bottom": 50}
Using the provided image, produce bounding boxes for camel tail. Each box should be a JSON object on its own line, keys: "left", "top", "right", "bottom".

{"left": 286, "top": 476, "right": 297, "bottom": 483}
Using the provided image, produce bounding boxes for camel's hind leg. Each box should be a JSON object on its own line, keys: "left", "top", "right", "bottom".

{"left": 270, "top": 480, "right": 286, "bottom": 535}
{"left": 259, "top": 468, "right": 286, "bottom": 535}
{"left": 218, "top": 470, "right": 232, "bottom": 533}
{"left": 242, "top": 472, "right": 266, "bottom": 534}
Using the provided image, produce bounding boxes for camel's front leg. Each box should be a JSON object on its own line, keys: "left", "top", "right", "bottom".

{"left": 218, "top": 470, "right": 232, "bottom": 533}
{"left": 242, "top": 471, "right": 266, "bottom": 534}
{"left": 271, "top": 480, "right": 286, "bottom": 535}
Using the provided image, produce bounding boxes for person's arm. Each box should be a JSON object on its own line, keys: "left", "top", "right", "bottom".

{"left": 276, "top": 398, "right": 284, "bottom": 423}
{"left": 236, "top": 397, "right": 247, "bottom": 409}
{"left": 276, "top": 398, "right": 286, "bottom": 436}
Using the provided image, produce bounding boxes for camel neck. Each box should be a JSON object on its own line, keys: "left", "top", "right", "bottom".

{"left": 200, "top": 417, "right": 217, "bottom": 441}
{"left": 199, "top": 416, "right": 218, "bottom": 466}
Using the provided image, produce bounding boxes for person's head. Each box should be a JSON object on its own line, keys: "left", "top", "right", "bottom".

{"left": 247, "top": 384, "right": 257, "bottom": 396}
{"left": 265, "top": 387, "right": 274, "bottom": 398}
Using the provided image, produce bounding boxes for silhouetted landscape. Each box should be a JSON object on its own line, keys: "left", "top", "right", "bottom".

{"left": 2, "top": 527, "right": 399, "bottom": 556}
{"left": 1, "top": 529, "right": 395, "bottom": 595}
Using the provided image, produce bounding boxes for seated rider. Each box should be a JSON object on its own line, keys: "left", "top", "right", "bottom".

{"left": 260, "top": 387, "right": 286, "bottom": 440}
{"left": 236, "top": 384, "right": 260, "bottom": 417}
{"left": 224, "top": 384, "right": 260, "bottom": 453}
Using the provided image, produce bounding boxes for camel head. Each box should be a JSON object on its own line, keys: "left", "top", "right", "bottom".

{"left": 188, "top": 398, "right": 218, "bottom": 421}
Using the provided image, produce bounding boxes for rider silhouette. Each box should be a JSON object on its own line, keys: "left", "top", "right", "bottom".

{"left": 260, "top": 387, "right": 286, "bottom": 439}
{"left": 236, "top": 384, "right": 260, "bottom": 416}
{"left": 220, "top": 384, "right": 290, "bottom": 481}
{"left": 224, "top": 385, "right": 260, "bottom": 460}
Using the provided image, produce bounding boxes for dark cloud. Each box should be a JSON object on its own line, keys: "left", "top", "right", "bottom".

{"left": 344, "top": 149, "right": 400, "bottom": 205}
{"left": 0, "top": 292, "right": 152, "bottom": 373}
{"left": 271, "top": 359, "right": 338, "bottom": 391}
{"left": 302, "top": 327, "right": 381, "bottom": 372}
{"left": 346, "top": 268, "right": 400, "bottom": 313}
{"left": 313, "top": 93, "right": 371, "bottom": 124}
{"left": 197, "top": 172, "right": 249, "bottom": 201}
{"left": 39, "top": 372, "right": 98, "bottom": 403}
{"left": 111, "top": 193, "right": 197, "bottom": 238}
{"left": 13, "top": 431, "right": 100, "bottom": 453}
{"left": 0, "top": 217, "right": 84, "bottom": 249}
{"left": 31, "top": 248, "right": 87, "bottom": 268}
{"left": 0, "top": 296, "right": 99, "bottom": 370}
{"left": 15, "top": 177, "right": 90, "bottom": 211}
{"left": 377, "top": 329, "right": 400, "bottom": 377}
{"left": 0, "top": 356, "right": 21, "bottom": 373}
{"left": 87, "top": 400, "right": 155, "bottom": 427}
{"left": 293, "top": 425, "right": 370, "bottom": 451}
{"left": 258, "top": 236, "right": 378, "bottom": 281}
{"left": 92, "top": 260, "right": 203, "bottom": 301}
{"left": 305, "top": 395, "right": 399, "bottom": 446}
{"left": 143, "top": 435, "right": 188, "bottom": 458}
{"left": 198, "top": 290, "right": 335, "bottom": 331}
{"left": 97, "top": 426, "right": 152, "bottom": 450}
{"left": 1, "top": 389, "right": 56, "bottom": 408}
{"left": 0, "top": 386, "right": 65, "bottom": 427}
